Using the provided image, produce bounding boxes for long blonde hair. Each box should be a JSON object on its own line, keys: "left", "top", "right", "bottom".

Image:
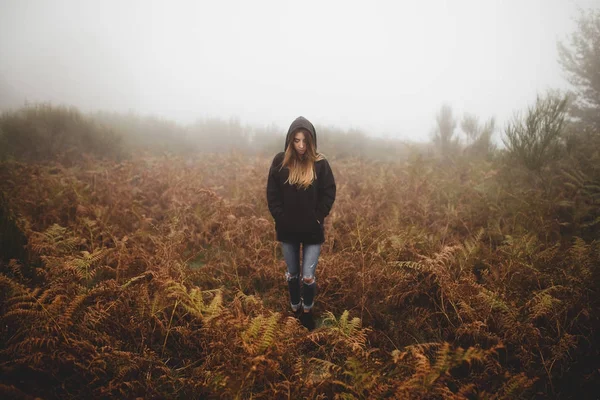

{"left": 281, "top": 129, "right": 324, "bottom": 189}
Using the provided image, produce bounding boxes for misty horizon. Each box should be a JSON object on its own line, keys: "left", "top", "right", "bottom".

{"left": 1, "top": 0, "right": 597, "bottom": 142}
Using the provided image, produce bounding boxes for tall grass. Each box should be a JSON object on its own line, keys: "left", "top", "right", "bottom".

{"left": 1, "top": 132, "right": 598, "bottom": 397}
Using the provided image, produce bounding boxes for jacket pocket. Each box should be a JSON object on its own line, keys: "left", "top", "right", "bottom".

{"left": 306, "top": 210, "right": 321, "bottom": 233}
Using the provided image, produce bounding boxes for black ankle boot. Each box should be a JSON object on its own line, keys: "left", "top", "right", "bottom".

{"left": 299, "top": 310, "right": 315, "bottom": 331}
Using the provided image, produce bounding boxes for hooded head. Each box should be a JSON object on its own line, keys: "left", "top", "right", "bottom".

{"left": 285, "top": 116, "right": 317, "bottom": 151}
{"left": 281, "top": 116, "right": 323, "bottom": 189}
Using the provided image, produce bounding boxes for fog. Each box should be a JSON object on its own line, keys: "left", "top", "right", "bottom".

{"left": 0, "top": 0, "right": 597, "bottom": 141}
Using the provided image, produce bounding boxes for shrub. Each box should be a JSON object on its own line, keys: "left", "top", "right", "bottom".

{"left": 0, "top": 103, "right": 123, "bottom": 163}
{"left": 503, "top": 92, "right": 568, "bottom": 171}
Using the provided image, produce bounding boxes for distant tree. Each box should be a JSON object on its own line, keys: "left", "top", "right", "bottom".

{"left": 188, "top": 117, "right": 251, "bottom": 153}
{"left": 93, "top": 110, "right": 194, "bottom": 155}
{"left": 503, "top": 91, "right": 568, "bottom": 171}
{"left": 251, "top": 123, "right": 282, "bottom": 155}
{"left": 558, "top": 9, "right": 600, "bottom": 130}
{"left": 432, "top": 104, "right": 459, "bottom": 155}
{"left": 0, "top": 103, "right": 123, "bottom": 163}
{"left": 461, "top": 114, "right": 480, "bottom": 145}
{"left": 461, "top": 113, "right": 496, "bottom": 157}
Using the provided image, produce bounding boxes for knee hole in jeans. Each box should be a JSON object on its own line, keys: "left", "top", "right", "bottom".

{"left": 286, "top": 272, "right": 299, "bottom": 282}
{"left": 303, "top": 276, "right": 315, "bottom": 285}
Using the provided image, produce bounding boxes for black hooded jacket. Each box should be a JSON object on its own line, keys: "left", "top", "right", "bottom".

{"left": 266, "top": 116, "right": 336, "bottom": 244}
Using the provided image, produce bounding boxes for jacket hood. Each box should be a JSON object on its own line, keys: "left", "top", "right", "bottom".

{"left": 285, "top": 116, "right": 317, "bottom": 151}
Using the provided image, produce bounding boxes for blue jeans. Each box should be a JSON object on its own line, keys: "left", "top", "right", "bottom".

{"left": 281, "top": 242, "right": 321, "bottom": 311}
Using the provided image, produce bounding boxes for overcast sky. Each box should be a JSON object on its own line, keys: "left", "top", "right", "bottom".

{"left": 0, "top": 0, "right": 597, "bottom": 141}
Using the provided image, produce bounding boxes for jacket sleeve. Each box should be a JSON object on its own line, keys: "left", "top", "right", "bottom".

{"left": 316, "top": 159, "right": 336, "bottom": 223}
{"left": 266, "top": 154, "right": 284, "bottom": 221}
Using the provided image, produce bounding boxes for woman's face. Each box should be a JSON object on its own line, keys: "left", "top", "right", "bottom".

{"left": 292, "top": 131, "right": 307, "bottom": 157}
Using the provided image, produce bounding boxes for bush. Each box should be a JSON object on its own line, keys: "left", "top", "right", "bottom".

{"left": 0, "top": 103, "right": 123, "bottom": 163}
{"left": 558, "top": 8, "right": 600, "bottom": 131}
{"left": 431, "top": 104, "right": 460, "bottom": 156}
{"left": 503, "top": 92, "right": 568, "bottom": 171}
{"left": 92, "top": 110, "right": 194, "bottom": 155}
{"left": 461, "top": 114, "right": 496, "bottom": 159}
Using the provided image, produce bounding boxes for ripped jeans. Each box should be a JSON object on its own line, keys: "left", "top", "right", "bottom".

{"left": 281, "top": 242, "right": 321, "bottom": 311}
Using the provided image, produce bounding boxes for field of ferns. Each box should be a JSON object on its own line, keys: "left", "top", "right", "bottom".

{"left": 1, "top": 109, "right": 600, "bottom": 399}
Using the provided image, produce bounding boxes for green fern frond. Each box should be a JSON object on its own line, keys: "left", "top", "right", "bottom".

{"left": 560, "top": 167, "right": 586, "bottom": 187}
{"left": 343, "top": 357, "right": 378, "bottom": 393}
{"left": 243, "top": 315, "right": 264, "bottom": 341}
{"left": 537, "top": 242, "right": 560, "bottom": 263}
{"left": 29, "top": 223, "right": 80, "bottom": 256}
{"left": 323, "top": 310, "right": 363, "bottom": 337}
{"left": 528, "top": 291, "right": 562, "bottom": 320}
{"left": 568, "top": 237, "right": 590, "bottom": 261}
{"left": 165, "top": 280, "right": 188, "bottom": 299}
{"left": 66, "top": 248, "right": 113, "bottom": 281}
{"left": 163, "top": 280, "right": 222, "bottom": 320}
{"left": 242, "top": 312, "right": 281, "bottom": 354}
{"left": 258, "top": 312, "right": 280, "bottom": 353}
{"left": 431, "top": 342, "right": 452, "bottom": 375}
{"left": 306, "top": 357, "right": 342, "bottom": 383}
{"left": 233, "top": 290, "right": 260, "bottom": 313}
{"left": 179, "top": 287, "right": 204, "bottom": 318}
{"left": 583, "top": 183, "right": 600, "bottom": 194}
{"left": 321, "top": 310, "right": 367, "bottom": 352}
{"left": 204, "top": 290, "right": 223, "bottom": 320}
{"left": 451, "top": 345, "right": 487, "bottom": 367}
{"left": 478, "top": 288, "right": 511, "bottom": 313}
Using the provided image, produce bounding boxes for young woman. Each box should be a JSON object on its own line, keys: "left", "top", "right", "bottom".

{"left": 266, "top": 116, "right": 336, "bottom": 324}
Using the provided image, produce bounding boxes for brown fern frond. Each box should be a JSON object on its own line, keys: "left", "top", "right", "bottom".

{"left": 5, "top": 300, "right": 37, "bottom": 312}
{"left": 491, "top": 372, "right": 537, "bottom": 400}
{"left": 13, "top": 336, "right": 59, "bottom": 352}
{"left": 460, "top": 227, "right": 485, "bottom": 261}
{"left": 3, "top": 308, "right": 46, "bottom": 320}
{"left": 35, "top": 284, "right": 65, "bottom": 304}
{"left": 4, "top": 295, "right": 37, "bottom": 308}
{"left": 0, "top": 384, "right": 38, "bottom": 400}
{"left": 7, "top": 259, "right": 25, "bottom": 279}
{"left": 89, "top": 265, "right": 117, "bottom": 283}
{"left": 121, "top": 271, "right": 154, "bottom": 288}
{"left": 0, "top": 273, "right": 28, "bottom": 296}
{"left": 60, "top": 291, "right": 91, "bottom": 327}
{"left": 391, "top": 260, "right": 429, "bottom": 272}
